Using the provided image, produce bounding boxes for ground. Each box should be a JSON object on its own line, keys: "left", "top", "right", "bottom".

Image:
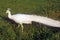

{"left": 0, "top": 0, "right": 60, "bottom": 40}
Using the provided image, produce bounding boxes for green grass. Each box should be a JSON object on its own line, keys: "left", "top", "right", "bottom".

{"left": 0, "top": 0, "right": 60, "bottom": 40}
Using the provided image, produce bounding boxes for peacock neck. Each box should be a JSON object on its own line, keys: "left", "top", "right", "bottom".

{"left": 8, "top": 12, "right": 12, "bottom": 19}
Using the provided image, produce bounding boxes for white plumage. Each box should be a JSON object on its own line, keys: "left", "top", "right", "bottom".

{"left": 6, "top": 8, "right": 60, "bottom": 32}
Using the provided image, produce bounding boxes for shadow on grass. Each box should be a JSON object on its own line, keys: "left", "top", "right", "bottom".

{"left": 0, "top": 15, "right": 18, "bottom": 28}
{"left": 0, "top": 15, "right": 17, "bottom": 23}
{"left": 0, "top": 15, "right": 60, "bottom": 33}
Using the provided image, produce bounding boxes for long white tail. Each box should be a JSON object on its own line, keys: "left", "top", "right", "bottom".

{"left": 32, "top": 15, "right": 60, "bottom": 27}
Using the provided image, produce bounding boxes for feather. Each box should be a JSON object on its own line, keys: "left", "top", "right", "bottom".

{"left": 32, "top": 15, "right": 60, "bottom": 27}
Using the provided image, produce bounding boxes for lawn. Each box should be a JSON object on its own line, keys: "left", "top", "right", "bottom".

{"left": 0, "top": 0, "right": 60, "bottom": 40}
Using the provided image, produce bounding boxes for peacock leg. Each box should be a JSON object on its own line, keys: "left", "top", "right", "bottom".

{"left": 18, "top": 24, "right": 20, "bottom": 28}
{"left": 20, "top": 23, "right": 23, "bottom": 32}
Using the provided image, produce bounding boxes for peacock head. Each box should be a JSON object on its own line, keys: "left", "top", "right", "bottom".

{"left": 6, "top": 8, "right": 11, "bottom": 14}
